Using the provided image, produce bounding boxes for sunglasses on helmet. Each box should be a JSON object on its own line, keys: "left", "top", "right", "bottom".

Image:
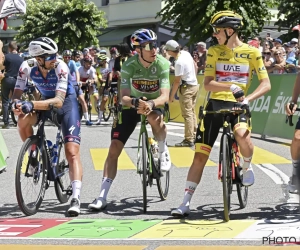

{"left": 140, "top": 42, "right": 157, "bottom": 51}
{"left": 43, "top": 54, "right": 57, "bottom": 61}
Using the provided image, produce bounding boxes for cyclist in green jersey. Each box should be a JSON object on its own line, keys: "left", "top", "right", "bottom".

{"left": 88, "top": 28, "right": 171, "bottom": 211}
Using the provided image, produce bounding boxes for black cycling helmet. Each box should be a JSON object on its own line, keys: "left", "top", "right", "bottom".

{"left": 72, "top": 50, "right": 81, "bottom": 57}
{"left": 62, "top": 50, "right": 72, "bottom": 57}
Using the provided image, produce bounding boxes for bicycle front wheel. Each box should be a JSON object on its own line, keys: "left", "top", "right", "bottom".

{"left": 221, "top": 135, "right": 232, "bottom": 222}
{"left": 54, "top": 138, "right": 72, "bottom": 204}
{"left": 141, "top": 132, "right": 149, "bottom": 213}
{"left": 15, "top": 136, "right": 48, "bottom": 216}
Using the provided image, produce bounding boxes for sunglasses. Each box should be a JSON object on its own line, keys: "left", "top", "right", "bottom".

{"left": 43, "top": 54, "right": 57, "bottom": 61}
{"left": 140, "top": 42, "right": 157, "bottom": 51}
{"left": 63, "top": 56, "right": 71, "bottom": 59}
{"left": 274, "top": 53, "right": 281, "bottom": 56}
{"left": 212, "top": 27, "right": 222, "bottom": 34}
{"left": 263, "top": 52, "right": 271, "bottom": 55}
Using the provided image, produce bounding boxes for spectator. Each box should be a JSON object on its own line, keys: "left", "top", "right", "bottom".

{"left": 196, "top": 42, "right": 207, "bottom": 73}
{"left": 285, "top": 57, "right": 298, "bottom": 73}
{"left": 285, "top": 42, "right": 295, "bottom": 59}
{"left": 192, "top": 51, "right": 201, "bottom": 74}
{"left": 0, "top": 40, "right": 4, "bottom": 69}
{"left": 1, "top": 41, "right": 24, "bottom": 129}
{"left": 159, "top": 45, "right": 175, "bottom": 72}
{"left": 166, "top": 40, "right": 199, "bottom": 147}
{"left": 262, "top": 49, "right": 274, "bottom": 73}
{"left": 269, "top": 49, "right": 286, "bottom": 74}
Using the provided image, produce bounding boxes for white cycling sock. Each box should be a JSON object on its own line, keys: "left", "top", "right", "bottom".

{"left": 99, "top": 177, "right": 113, "bottom": 200}
{"left": 292, "top": 159, "right": 300, "bottom": 175}
{"left": 72, "top": 180, "right": 82, "bottom": 199}
{"left": 182, "top": 181, "right": 197, "bottom": 207}
{"left": 83, "top": 112, "right": 89, "bottom": 120}
{"left": 98, "top": 111, "right": 103, "bottom": 121}
{"left": 242, "top": 155, "right": 252, "bottom": 170}
{"left": 158, "top": 140, "right": 167, "bottom": 153}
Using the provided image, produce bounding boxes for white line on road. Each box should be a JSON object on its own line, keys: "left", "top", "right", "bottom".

{"left": 256, "top": 163, "right": 289, "bottom": 185}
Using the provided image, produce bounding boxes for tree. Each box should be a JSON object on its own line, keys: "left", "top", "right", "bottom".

{"left": 14, "top": 0, "right": 107, "bottom": 51}
{"left": 157, "top": 0, "right": 276, "bottom": 44}
{"left": 276, "top": 1, "right": 300, "bottom": 42}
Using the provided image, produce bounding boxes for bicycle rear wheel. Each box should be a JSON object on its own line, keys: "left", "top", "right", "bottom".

{"left": 236, "top": 157, "right": 248, "bottom": 209}
{"left": 141, "top": 132, "right": 149, "bottom": 213}
{"left": 221, "top": 135, "right": 232, "bottom": 222}
{"left": 155, "top": 157, "right": 170, "bottom": 200}
{"left": 103, "top": 93, "right": 112, "bottom": 121}
{"left": 54, "top": 138, "right": 72, "bottom": 204}
{"left": 15, "top": 136, "right": 48, "bottom": 216}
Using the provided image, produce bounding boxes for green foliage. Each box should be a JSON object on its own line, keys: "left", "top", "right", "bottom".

{"left": 276, "top": 1, "right": 300, "bottom": 42}
{"left": 157, "top": 0, "right": 277, "bottom": 44}
{"left": 14, "top": 0, "right": 107, "bottom": 51}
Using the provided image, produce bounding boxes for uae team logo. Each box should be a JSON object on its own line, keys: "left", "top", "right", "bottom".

{"left": 132, "top": 79, "right": 159, "bottom": 93}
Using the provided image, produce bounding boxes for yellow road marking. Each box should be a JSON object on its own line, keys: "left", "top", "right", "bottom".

{"left": 169, "top": 147, "right": 216, "bottom": 167}
{"left": 132, "top": 219, "right": 255, "bottom": 239}
{"left": 1, "top": 246, "right": 146, "bottom": 250}
{"left": 252, "top": 146, "right": 291, "bottom": 164}
{"left": 157, "top": 247, "right": 299, "bottom": 250}
{"left": 90, "top": 148, "right": 136, "bottom": 170}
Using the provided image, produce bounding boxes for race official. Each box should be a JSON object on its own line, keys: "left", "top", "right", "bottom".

{"left": 167, "top": 40, "right": 199, "bottom": 147}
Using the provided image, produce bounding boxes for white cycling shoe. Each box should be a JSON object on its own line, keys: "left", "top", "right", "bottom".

{"left": 160, "top": 148, "right": 171, "bottom": 172}
{"left": 171, "top": 204, "right": 190, "bottom": 217}
{"left": 88, "top": 197, "right": 107, "bottom": 211}
{"left": 242, "top": 165, "right": 255, "bottom": 186}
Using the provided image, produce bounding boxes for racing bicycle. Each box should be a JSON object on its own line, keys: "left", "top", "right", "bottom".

{"left": 15, "top": 106, "right": 72, "bottom": 216}
{"left": 199, "top": 105, "right": 251, "bottom": 221}
{"left": 117, "top": 100, "right": 170, "bottom": 213}
{"left": 103, "top": 86, "right": 118, "bottom": 122}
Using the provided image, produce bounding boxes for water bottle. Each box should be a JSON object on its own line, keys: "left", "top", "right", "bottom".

{"left": 46, "top": 140, "right": 53, "bottom": 157}
{"left": 52, "top": 144, "right": 58, "bottom": 167}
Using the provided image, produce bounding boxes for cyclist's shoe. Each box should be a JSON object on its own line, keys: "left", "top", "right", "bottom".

{"left": 288, "top": 175, "right": 299, "bottom": 194}
{"left": 94, "top": 120, "right": 101, "bottom": 125}
{"left": 242, "top": 165, "right": 255, "bottom": 186}
{"left": 85, "top": 120, "right": 93, "bottom": 126}
{"left": 175, "top": 139, "right": 194, "bottom": 147}
{"left": 67, "top": 198, "right": 81, "bottom": 217}
{"left": 27, "top": 156, "right": 38, "bottom": 176}
{"left": 171, "top": 204, "right": 190, "bottom": 217}
{"left": 160, "top": 148, "right": 171, "bottom": 172}
{"left": 88, "top": 197, "right": 107, "bottom": 211}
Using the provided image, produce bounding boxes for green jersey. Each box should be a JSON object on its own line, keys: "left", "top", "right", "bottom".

{"left": 120, "top": 54, "right": 170, "bottom": 100}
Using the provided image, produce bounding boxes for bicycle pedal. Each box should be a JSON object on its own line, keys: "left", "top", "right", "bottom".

{"left": 66, "top": 190, "right": 73, "bottom": 196}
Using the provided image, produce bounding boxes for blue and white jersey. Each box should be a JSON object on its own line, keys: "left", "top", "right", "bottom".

{"left": 67, "top": 59, "right": 78, "bottom": 85}
{"left": 15, "top": 59, "right": 75, "bottom": 99}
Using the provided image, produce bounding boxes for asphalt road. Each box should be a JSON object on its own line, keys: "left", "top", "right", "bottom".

{"left": 0, "top": 116, "right": 299, "bottom": 248}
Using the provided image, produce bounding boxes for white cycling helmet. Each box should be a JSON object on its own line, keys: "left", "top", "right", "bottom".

{"left": 29, "top": 37, "right": 58, "bottom": 57}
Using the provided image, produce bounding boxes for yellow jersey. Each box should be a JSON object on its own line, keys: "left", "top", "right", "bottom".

{"left": 204, "top": 43, "right": 268, "bottom": 102}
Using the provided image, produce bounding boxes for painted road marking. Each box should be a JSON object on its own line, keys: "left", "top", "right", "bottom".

{"left": 31, "top": 219, "right": 160, "bottom": 239}
{"left": 1, "top": 246, "right": 146, "bottom": 250}
{"left": 90, "top": 148, "right": 135, "bottom": 170}
{"left": 132, "top": 219, "right": 255, "bottom": 239}
{"left": 157, "top": 247, "right": 300, "bottom": 250}
{"left": 168, "top": 147, "right": 216, "bottom": 167}
{"left": 256, "top": 163, "right": 289, "bottom": 185}
{"left": 91, "top": 145, "right": 291, "bottom": 170}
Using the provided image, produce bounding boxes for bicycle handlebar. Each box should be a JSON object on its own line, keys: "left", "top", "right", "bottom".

{"left": 286, "top": 102, "right": 300, "bottom": 126}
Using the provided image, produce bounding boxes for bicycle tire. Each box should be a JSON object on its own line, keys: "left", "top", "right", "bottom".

{"left": 11, "top": 110, "right": 18, "bottom": 125}
{"left": 155, "top": 156, "right": 170, "bottom": 200}
{"left": 103, "top": 93, "right": 112, "bottom": 121}
{"left": 221, "top": 135, "right": 232, "bottom": 222}
{"left": 15, "top": 136, "right": 48, "bottom": 216}
{"left": 236, "top": 157, "right": 248, "bottom": 208}
{"left": 141, "top": 132, "right": 148, "bottom": 213}
{"left": 54, "top": 138, "right": 72, "bottom": 204}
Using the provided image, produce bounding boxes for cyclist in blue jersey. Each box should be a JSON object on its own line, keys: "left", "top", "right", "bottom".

{"left": 62, "top": 50, "right": 92, "bottom": 126}
{"left": 12, "top": 37, "right": 84, "bottom": 217}
{"left": 72, "top": 50, "right": 82, "bottom": 69}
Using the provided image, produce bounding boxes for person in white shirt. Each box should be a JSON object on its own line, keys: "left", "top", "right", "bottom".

{"left": 167, "top": 40, "right": 199, "bottom": 147}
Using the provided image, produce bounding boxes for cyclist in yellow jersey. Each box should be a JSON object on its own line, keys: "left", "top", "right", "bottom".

{"left": 171, "top": 10, "right": 271, "bottom": 217}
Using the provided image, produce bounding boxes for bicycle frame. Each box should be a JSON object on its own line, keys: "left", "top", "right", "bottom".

{"left": 137, "top": 115, "right": 154, "bottom": 176}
